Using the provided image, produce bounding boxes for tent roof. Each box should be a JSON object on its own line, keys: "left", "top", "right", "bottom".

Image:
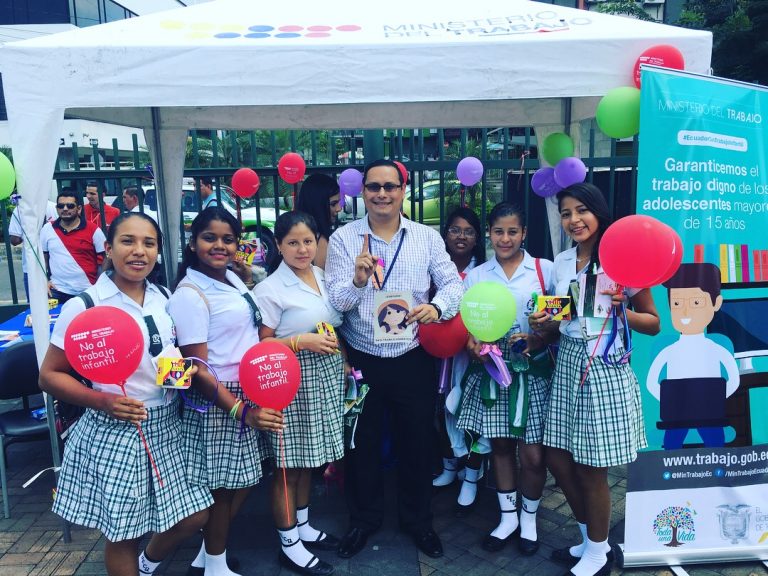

{"left": 0, "top": 0, "right": 712, "bottom": 129}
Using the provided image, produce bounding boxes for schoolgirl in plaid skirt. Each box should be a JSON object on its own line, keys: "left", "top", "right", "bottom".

{"left": 253, "top": 211, "right": 346, "bottom": 576}
{"left": 39, "top": 213, "right": 212, "bottom": 576}
{"left": 457, "top": 203, "right": 555, "bottom": 557}
{"left": 169, "top": 207, "right": 283, "bottom": 576}
{"left": 530, "top": 184, "right": 660, "bottom": 576}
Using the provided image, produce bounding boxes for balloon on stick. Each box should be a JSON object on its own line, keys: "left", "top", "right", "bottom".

{"left": 540, "top": 133, "right": 575, "bottom": 166}
{"left": 0, "top": 152, "right": 15, "bottom": 201}
{"left": 599, "top": 215, "right": 678, "bottom": 288}
{"left": 456, "top": 157, "right": 484, "bottom": 187}
{"left": 419, "top": 314, "right": 469, "bottom": 359}
{"left": 240, "top": 341, "right": 301, "bottom": 410}
{"left": 531, "top": 167, "right": 562, "bottom": 198}
{"left": 231, "top": 168, "right": 261, "bottom": 199}
{"left": 64, "top": 306, "right": 144, "bottom": 384}
{"left": 596, "top": 87, "right": 641, "bottom": 139}
{"left": 553, "top": 157, "right": 587, "bottom": 188}
{"left": 633, "top": 45, "right": 685, "bottom": 88}
{"left": 460, "top": 282, "right": 517, "bottom": 342}
{"left": 277, "top": 153, "right": 306, "bottom": 184}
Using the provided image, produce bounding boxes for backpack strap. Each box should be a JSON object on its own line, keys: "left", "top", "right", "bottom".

{"left": 535, "top": 258, "right": 547, "bottom": 296}
{"left": 154, "top": 283, "right": 171, "bottom": 299}
{"left": 77, "top": 291, "right": 95, "bottom": 309}
{"left": 177, "top": 282, "right": 211, "bottom": 312}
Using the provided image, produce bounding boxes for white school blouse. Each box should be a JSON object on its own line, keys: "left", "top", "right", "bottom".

{"left": 169, "top": 268, "right": 260, "bottom": 382}
{"left": 254, "top": 261, "right": 342, "bottom": 338}
{"left": 50, "top": 274, "right": 175, "bottom": 407}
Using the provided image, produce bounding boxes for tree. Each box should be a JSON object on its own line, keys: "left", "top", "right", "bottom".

{"left": 653, "top": 506, "right": 695, "bottom": 547}
{"left": 596, "top": 1, "right": 657, "bottom": 22}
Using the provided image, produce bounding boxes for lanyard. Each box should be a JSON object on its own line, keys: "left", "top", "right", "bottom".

{"left": 376, "top": 230, "right": 406, "bottom": 291}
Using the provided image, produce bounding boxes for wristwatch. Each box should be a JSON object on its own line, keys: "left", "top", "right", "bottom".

{"left": 429, "top": 303, "right": 442, "bottom": 320}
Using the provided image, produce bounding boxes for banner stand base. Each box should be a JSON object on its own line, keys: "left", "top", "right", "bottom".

{"left": 619, "top": 543, "right": 768, "bottom": 569}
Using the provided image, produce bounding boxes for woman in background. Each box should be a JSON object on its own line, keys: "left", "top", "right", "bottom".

{"left": 295, "top": 173, "right": 342, "bottom": 269}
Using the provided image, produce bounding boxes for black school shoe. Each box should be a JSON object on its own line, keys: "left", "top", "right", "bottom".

{"left": 481, "top": 528, "right": 518, "bottom": 552}
{"left": 278, "top": 550, "right": 335, "bottom": 576}
{"left": 303, "top": 531, "right": 341, "bottom": 551}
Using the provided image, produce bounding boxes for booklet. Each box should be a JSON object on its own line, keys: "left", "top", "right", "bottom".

{"left": 373, "top": 291, "right": 414, "bottom": 344}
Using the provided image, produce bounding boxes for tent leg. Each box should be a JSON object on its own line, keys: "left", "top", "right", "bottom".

{"left": 150, "top": 107, "right": 178, "bottom": 286}
{"left": 44, "top": 393, "right": 70, "bottom": 542}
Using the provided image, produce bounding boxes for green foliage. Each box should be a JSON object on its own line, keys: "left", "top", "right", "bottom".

{"left": 596, "top": 1, "right": 658, "bottom": 22}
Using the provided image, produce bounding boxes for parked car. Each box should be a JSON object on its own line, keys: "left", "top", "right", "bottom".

{"left": 402, "top": 180, "right": 462, "bottom": 226}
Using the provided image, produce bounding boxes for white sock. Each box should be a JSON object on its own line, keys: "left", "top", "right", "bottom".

{"left": 489, "top": 490, "right": 519, "bottom": 540}
{"left": 571, "top": 537, "right": 609, "bottom": 576}
{"left": 569, "top": 522, "right": 588, "bottom": 558}
{"left": 433, "top": 457, "right": 459, "bottom": 487}
{"left": 279, "top": 525, "right": 317, "bottom": 568}
{"left": 138, "top": 551, "right": 161, "bottom": 575}
{"left": 457, "top": 466, "right": 480, "bottom": 506}
{"left": 297, "top": 506, "right": 325, "bottom": 542}
{"left": 520, "top": 495, "right": 540, "bottom": 542}
{"left": 191, "top": 541, "right": 206, "bottom": 568}
{"left": 203, "top": 550, "right": 240, "bottom": 576}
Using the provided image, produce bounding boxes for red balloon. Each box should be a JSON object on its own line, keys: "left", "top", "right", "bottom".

{"left": 239, "top": 341, "right": 301, "bottom": 410}
{"left": 651, "top": 225, "right": 684, "bottom": 285}
{"left": 633, "top": 44, "right": 685, "bottom": 88}
{"left": 278, "top": 153, "right": 306, "bottom": 185}
{"left": 231, "top": 168, "right": 260, "bottom": 199}
{"left": 419, "top": 313, "right": 469, "bottom": 359}
{"left": 394, "top": 160, "right": 409, "bottom": 185}
{"left": 64, "top": 306, "right": 144, "bottom": 384}
{"left": 599, "top": 215, "right": 678, "bottom": 289}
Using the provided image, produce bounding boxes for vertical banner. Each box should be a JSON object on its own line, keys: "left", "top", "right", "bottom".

{"left": 625, "top": 68, "right": 768, "bottom": 567}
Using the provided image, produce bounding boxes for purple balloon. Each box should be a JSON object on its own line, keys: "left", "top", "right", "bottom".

{"left": 338, "top": 169, "right": 363, "bottom": 197}
{"left": 456, "top": 157, "right": 484, "bottom": 186}
{"left": 531, "top": 167, "right": 561, "bottom": 198}
{"left": 553, "top": 157, "right": 587, "bottom": 188}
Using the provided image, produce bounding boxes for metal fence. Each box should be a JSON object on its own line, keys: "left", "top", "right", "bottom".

{"left": 1, "top": 125, "right": 638, "bottom": 304}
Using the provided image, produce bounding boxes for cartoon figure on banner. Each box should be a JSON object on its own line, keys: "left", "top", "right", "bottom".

{"left": 646, "top": 263, "right": 740, "bottom": 450}
{"left": 373, "top": 291, "right": 414, "bottom": 343}
{"left": 377, "top": 298, "right": 409, "bottom": 335}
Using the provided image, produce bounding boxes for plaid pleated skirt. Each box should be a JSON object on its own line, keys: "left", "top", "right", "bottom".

{"left": 456, "top": 348, "right": 550, "bottom": 444}
{"left": 53, "top": 398, "right": 213, "bottom": 542}
{"left": 182, "top": 381, "right": 265, "bottom": 489}
{"left": 544, "top": 334, "right": 647, "bottom": 467}
{"left": 267, "top": 350, "right": 344, "bottom": 469}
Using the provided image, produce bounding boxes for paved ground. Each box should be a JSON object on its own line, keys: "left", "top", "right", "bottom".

{"left": 0, "top": 400, "right": 766, "bottom": 576}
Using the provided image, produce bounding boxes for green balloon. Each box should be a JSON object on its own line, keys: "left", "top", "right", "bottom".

{"left": 460, "top": 282, "right": 517, "bottom": 342}
{"left": 596, "top": 86, "right": 641, "bottom": 139}
{"left": 0, "top": 152, "right": 15, "bottom": 201}
{"left": 541, "top": 132, "right": 574, "bottom": 166}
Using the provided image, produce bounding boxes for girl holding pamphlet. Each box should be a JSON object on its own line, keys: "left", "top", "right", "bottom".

{"left": 529, "top": 183, "right": 659, "bottom": 576}
{"left": 254, "top": 211, "right": 346, "bottom": 576}
{"left": 39, "top": 212, "right": 212, "bottom": 576}
{"left": 170, "top": 207, "right": 283, "bottom": 576}
{"left": 456, "top": 202, "right": 554, "bottom": 555}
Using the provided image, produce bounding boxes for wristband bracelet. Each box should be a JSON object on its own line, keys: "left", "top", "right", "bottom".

{"left": 238, "top": 404, "right": 250, "bottom": 437}
{"left": 229, "top": 399, "right": 242, "bottom": 420}
{"left": 295, "top": 334, "right": 302, "bottom": 352}
{"left": 429, "top": 303, "right": 442, "bottom": 320}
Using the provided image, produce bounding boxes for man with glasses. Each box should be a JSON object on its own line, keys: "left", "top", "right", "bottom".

{"left": 40, "top": 189, "right": 106, "bottom": 304}
{"left": 326, "top": 159, "right": 463, "bottom": 560}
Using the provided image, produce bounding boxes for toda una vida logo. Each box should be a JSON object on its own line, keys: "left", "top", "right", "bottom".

{"left": 653, "top": 505, "right": 696, "bottom": 547}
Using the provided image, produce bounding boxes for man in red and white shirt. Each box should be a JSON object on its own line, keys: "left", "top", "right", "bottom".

{"left": 40, "top": 189, "right": 107, "bottom": 303}
{"left": 84, "top": 181, "right": 119, "bottom": 230}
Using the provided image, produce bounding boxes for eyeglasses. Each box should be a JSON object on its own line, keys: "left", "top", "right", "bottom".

{"left": 447, "top": 226, "right": 477, "bottom": 239}
{"left": 671, "top": 297, "right": 708, "bottom": 309}
{"left": 56, "top": 203, "right": 77, "bottom": 209}
{"left": 363, "top": 182, "right": 401, "bottom": 193}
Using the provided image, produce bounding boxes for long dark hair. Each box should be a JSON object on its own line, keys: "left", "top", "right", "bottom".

{"left": 556, "top": 183, "right": 611, "bottom": 270}
{"left": 442, "top": 206, "right": 486, "bottom": 266}
{"left": 296, "top": 173, "right": 339, "bottom": 240}
{"left": 103, "top": 212, "right": 163, "bottom": 277}
{"left": 268, "top": 211, "right": 319, "bottom": 274}
{"left": 175, "top": 206, "right": 241, "bottom": 287}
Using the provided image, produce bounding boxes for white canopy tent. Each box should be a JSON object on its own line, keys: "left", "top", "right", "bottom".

{"left": 0, "top": 0, "right": 711, "bottom": 366}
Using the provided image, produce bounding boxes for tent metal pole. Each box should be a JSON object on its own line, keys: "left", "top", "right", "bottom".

{"left": 44, "top": 393, "right": 70, "bottom": 542}
{"left": 150, "top": 107, "right": 176, "bottom": 285}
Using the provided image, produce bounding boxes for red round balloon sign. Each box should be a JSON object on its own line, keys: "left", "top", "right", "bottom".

{"left": 419, "top": 313, "right": 469, "bottom": 359}
{"left": 239, "top": 341, "right": 301, "bottom": 410}
{"left": 277, "top": 153, "right": 307, "bottom": 185}
{"left": 231, "top": 168, "right": 261, "bottom": 199}
{"left": 64, "top": 306, "right": 144, "bottom": 384}
{"left": 599, "top": 215, "right": 677, "bottom": 289}
{"left": 633, "top": 45, "right": 685, "bottom": 88}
